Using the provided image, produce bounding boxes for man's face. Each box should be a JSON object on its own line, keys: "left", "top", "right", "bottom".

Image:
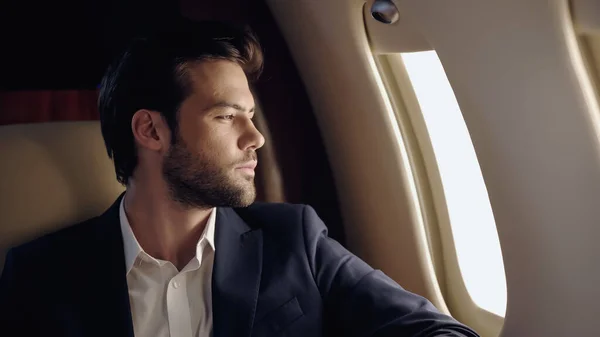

{"left": 162, "top": 60, "right": 265, "bottom": 209}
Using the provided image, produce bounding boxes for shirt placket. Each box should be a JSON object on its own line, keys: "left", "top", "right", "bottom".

{"left": 166, "top": 266, "right": 193, "bottom": 337}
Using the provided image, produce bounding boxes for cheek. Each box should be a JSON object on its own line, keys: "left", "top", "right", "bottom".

{"left": 193, "top": 128, "right": 240, "bottom": 165}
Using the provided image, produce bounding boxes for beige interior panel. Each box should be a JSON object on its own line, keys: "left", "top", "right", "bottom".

{"left": 571, "top": 0, "right": 600, "bottom": 35}
{"left": 266, "top": 0, "right": 448, "bottom": 315}
{"left": 579, "top": 36, "right": 600, "bottom": 95}
{"left": 267, "top": 0, "right": 600, "bottom": 336}
{"left": 0, "top": 122, "right": 125, "bottom": 271}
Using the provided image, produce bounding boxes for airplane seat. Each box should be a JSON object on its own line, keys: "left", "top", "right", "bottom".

{"left": 0, "top": 121, "right": 124, "bottom": 273}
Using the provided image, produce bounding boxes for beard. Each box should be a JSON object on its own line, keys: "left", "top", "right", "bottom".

{"left": 162, "top": 135, "right": 257, "bottom": 209}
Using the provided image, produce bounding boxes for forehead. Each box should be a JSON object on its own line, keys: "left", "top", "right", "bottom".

{"left": 182, "top": 60, "right": 254, "bottom": 109}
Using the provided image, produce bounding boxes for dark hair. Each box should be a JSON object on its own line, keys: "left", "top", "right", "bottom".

{"left": 98, "top": 20, "right": 264, "bottom": 185}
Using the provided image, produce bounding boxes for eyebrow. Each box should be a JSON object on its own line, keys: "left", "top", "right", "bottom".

{"left": 206, "top": 101, "right": 255, "bottom": 113}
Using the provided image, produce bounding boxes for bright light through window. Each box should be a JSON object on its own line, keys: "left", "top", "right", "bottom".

{"left": 401, "top": 51, "right": 507, "bottom": 317}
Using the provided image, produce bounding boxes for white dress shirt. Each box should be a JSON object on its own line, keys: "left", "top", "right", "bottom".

{"left": 119, "top": 197, "right": 216, "bottom": 337}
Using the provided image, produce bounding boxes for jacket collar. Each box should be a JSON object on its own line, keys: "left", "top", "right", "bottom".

{"left": 95, "top": 194, "right": 264, "bottom": 337}
{"left": 89, "top": 193, "right": 134, "bottom": 337}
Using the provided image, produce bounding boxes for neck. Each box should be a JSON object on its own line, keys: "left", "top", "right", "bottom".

{"left": 123, "top": 179, "right": 213, "bottom": 270}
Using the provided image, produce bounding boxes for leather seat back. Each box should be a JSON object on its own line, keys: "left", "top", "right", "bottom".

{"left": 0, "top": 121, "right": 124, "bottom": 272}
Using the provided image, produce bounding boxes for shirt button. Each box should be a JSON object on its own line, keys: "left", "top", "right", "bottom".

{"left": 172, "top": 281, "right": 180, "bottom": 289}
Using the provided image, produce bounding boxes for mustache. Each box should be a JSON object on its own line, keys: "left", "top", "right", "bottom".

{"left": 235, "top": 152, "right": 257, "bottom": 165}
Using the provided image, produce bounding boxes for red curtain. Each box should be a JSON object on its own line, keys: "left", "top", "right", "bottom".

{"left": 0, "top": 90, "right": 98, "bottom": 125}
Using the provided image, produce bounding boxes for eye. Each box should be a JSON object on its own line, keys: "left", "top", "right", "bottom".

{"left": 218, "top": 114, "right": 235, "bottom": 121}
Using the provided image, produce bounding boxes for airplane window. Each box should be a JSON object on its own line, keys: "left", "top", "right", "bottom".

{"left": 400, "top": 50, "right": 507, "bottom": 317}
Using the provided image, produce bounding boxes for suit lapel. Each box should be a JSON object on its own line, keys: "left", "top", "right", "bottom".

{"left": 81, "top": 198, "right": 262, "bottom": 337}
{"left": 212, "top": 207, "right": 263, "bottom": 337}
{"left": 85, "top": 194, "right": 134, "bottom": 337}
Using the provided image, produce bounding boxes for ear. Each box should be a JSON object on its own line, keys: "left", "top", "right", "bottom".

{"left": 131, "top": 109, "right": 171, "bottom": 152}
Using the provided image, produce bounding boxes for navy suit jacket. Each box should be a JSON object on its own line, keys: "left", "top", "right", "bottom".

{"left": 0, "top": 196, "right": 479, "bottom": 337}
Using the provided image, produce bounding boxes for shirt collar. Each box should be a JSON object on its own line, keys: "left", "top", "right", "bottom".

{"left": 118, "top": 195, "right": 217, "bottom": 274}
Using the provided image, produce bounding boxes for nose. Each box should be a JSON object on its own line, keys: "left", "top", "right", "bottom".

{"left": 240, "top": 119, "right": 265, "bottom": 151}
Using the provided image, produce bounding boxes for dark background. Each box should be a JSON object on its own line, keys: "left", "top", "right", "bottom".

{"left": 0, "top": 0, "right": 347, "bottom": 244}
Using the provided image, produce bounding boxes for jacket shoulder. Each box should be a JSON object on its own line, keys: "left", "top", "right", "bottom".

{"left": 234, "top": 202, "right": 313, "bottom": 235}
{"left": 7, "top": 216, "right": 101, "bottom": 264}
{"left": 235, "top": 202, "right": 320, "bottom": 228}
{"left": 233, "top": 202, "right": 328, "bottom": 243}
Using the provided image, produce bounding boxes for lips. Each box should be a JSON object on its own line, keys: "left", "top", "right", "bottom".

{"left": 236, "top": 161, "right": 257, "bottom": 170}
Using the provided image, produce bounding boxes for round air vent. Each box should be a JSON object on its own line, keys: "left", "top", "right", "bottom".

{"left": 370, "top": 0, "right": 400, "bottom": 24}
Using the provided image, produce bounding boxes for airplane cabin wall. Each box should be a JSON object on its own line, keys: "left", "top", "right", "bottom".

{"left": 266, "top": 0, "right": 600, "bottom": 336}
